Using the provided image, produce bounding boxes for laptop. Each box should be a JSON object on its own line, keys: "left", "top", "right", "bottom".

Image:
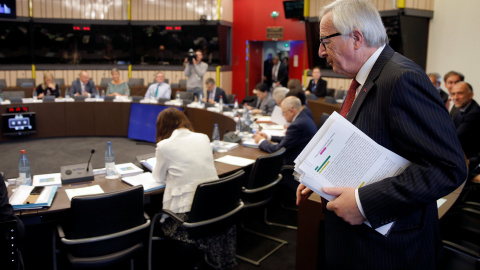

{"left": 43, "top": 96, "right": 55, "bottom": 102}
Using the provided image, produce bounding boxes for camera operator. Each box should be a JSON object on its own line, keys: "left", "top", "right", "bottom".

{"left": 184, "top": 49, "right": 208, "bottom": 101}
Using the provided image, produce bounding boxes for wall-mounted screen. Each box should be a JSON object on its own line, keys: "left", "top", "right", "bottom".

{"left": 0, "top": 0, "right": 16, "bottom": 19}
{"left": 1, "top": 112, "right": 36, "bottom": 136}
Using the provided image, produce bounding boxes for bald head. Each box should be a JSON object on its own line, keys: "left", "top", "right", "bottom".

{"left": 78, "top": 70, "right": 90, "bottom": 84}
{"left": 451, "top": 81, "right": 473, "bottom": 109}
{"left": 281, "top": 96, "right": 302, "bottom": 123}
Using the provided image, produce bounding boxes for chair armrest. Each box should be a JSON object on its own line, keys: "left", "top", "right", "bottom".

{"left": 159, "top": 209, "right": 186, "bottom": 224}
{"left": 443, "top": 240, "right": 480, "bottom": 260}
{"left": 183, "top": 201, "right": 244, "bottom": 228}
{"left": 60, "top": 212, "right": 151, "bottom": 245}
{"left": 280, "top": 165, "right": 294, "bottom": 173}
{"left": 57, "top": 225, "right": 66, "bottom": 239}
{"left": 242, "top": 174, "right": 282, "bottom": 194}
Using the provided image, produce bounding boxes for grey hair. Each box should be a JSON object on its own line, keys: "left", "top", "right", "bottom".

{"left": 272, "top": 87, "right": 289, "bottom": 102}
{"left": 428, "top": 73, "right": 442, "bottom": 83}
{"left": 282, "top": 96, "right": 302, "bottom": 110}
{"left": 319, "top": 0, "right": 387, "bottom": 47}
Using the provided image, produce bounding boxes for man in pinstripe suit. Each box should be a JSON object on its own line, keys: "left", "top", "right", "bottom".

{"left": 297, "top": 0, "right": 467, "bottom": 269}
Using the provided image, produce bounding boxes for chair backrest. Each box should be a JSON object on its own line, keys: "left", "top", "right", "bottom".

{"left": 326, "top": 88, "right": 335, "bottom": 97}
{"left": 187, "top": 170, "right": 245, "bottom": 237}
{"left": 324, "top": 96, "right": 337, "bottom": 104}
{"left": 100, "top": 78, "right": 110, "bottom": 87}
{"left": 67, "top": 185, "right": 145, "bottom": 239}
{"left": 128, "top": 78, "right": 144, "bottom": 87}
{"left": 2, "top": 91, "right": 25, "bottom": 99}
{"left": 53, "top": 78, "right": 65, "bottom": 86}
{"left": 243, "top": 148, "right": 286, "bottom": 206}
{"left": 317, "top": 112, "right": 330, "bottom": 129}
{"left": 226, "top": 94, "right": 236, "bottom": 104}
{"left": 334, "top": 89, "right": 346, "bottom": 100}
{"left": 0, "top": 220, "right": 20, "bottom": 270}
{"left": 178, "top": 79, "right": 187, "bottom": 88}
{"left": 305, "top": 93, "right": 318, "bottom": 101}
{"left": 16, "top": 78, "right": 35, "bottom": 87}
{"left": 179, "top": 91, "right": 194, "bottom": 101}
{"left": 0, "top": 79, "right": 6, "bottom": 89}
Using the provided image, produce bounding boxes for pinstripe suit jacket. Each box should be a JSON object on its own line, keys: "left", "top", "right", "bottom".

{"left": 324, "top": 45, "right": 467, "bottom": 269}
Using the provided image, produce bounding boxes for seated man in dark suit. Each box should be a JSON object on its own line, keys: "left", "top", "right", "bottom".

{"left": 305, "top": 66, "right": 327, "bottom": 97}
{"left": 451, "top": 81, "right": 480, "bottom": 158}
{"left": 253, "top": 97, "right": 317, "bottom": 190}
{"left": 202, "top": 77, "right": 228, "bottom": 104}
{"left": 71, "top": 70, "right": 97, "bottom": 97}
{"left": 286, "top": 88, "right": 314, "bottom": 120}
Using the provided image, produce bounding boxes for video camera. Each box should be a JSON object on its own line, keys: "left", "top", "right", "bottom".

{"left": 186, "top": 48, "right": 197, "bottom": 64}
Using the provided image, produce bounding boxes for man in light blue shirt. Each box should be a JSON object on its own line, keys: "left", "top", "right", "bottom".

{"left": 145, "top": 72, "right": 171, "bottom": 100}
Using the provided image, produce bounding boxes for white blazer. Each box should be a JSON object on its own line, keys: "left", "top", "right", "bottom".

{"left": 152, "top": 128, "right": 218, "bottom": 213}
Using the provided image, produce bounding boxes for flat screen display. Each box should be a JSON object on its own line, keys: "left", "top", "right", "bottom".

{"left": 1, "top": 112, "right": 36, "bottom": 136}
{"left": 283, "top": 1, "right": 304, "bottom": 20}
{"left": 0, "top": 0, "right": 16, "bottom": 19}
{"left": 128, "top": 103, "right": 183, "bottom": 143}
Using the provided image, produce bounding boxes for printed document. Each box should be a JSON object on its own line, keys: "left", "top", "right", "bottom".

{"left": 294, "top": 112, "right": 411, "bottom": 236}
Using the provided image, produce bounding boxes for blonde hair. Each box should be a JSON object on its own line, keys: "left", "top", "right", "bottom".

{"left": 42, "top": 71, "right": 55, "bottom": 89}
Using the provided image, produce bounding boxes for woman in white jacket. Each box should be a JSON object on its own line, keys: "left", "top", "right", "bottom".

{"left": 153, "top": 107, "right": 236, "bottom": 269}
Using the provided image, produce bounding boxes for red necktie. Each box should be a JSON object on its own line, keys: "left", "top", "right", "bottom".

{"left": 340, "top": 79, "right": 360, "bottom": 117}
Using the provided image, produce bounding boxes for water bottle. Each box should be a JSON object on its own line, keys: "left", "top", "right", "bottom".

{"left": 212, "top": 124, "right": 221, "bottom": 151}
{"left": 0, "top": 89, "right": 3, "bottom": 102}
{"left": 105, "top": 141, "right": 117, "bottom": 179}
{"left": 176, "top": 91, "right": 181, "bottom": 101}
{"left": 65, "top": 87, "right": 70, "bottom": 99}
{"left": 101, "top": 89, "right": 105, "bottom": 99}
{"left": 243, "top": 107, "right": 251, "bottom": 128}
{"left": 198, "top": 93, "right": 203, "bottom": 106}
{"left": 236, "top": 115, "right": 243, "bottom": 134}
{"left": 218, "top": 95, "right": 224, "bottom": 113}
{"left": 32, "top": 89, "right": 37, "bottom": 101}
{"left": 233, "top": 99, "right": 239, "bottom": 115}
{"left": 18, "top": 150, "right": 31, "bottom": 187}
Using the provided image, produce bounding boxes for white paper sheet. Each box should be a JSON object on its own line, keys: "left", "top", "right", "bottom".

{"left": 65, "top": 185, "right": 104, "bottom": 201}
{"left": 215, "top": 155, "right": 255, "bottom": 167}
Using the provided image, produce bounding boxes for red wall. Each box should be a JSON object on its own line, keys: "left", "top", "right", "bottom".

{"left": 232, "top": 0, "right": 307, "bottom": 101}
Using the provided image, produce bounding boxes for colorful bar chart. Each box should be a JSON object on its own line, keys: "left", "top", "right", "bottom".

{"left": 315, "top": 155, "right": 331, "bottom": 174}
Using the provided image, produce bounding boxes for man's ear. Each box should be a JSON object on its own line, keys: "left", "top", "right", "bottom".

{"left": 351, "top": 29, "right": 364, "bottom": 50}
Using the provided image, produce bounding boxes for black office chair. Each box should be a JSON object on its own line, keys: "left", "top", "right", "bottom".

{"left": 440, "top": 205, "right": 480, "bottom": 268}
{"left": 0, "top": 79, "right": 6, "bottom": 89}
{"left": 326, "top": 88, "right": 335, "bottom": 97}
{"left": 179, "top": 91, "right": 194, "bottom": 101}
{"left": 0, "top": 220, "right": 23, "bottom": 270}
{"left": 305, "top": 93, "right": 318, "bottom": 100}
{"left": 334, "top": 89, "right": 346, "bottom": 100}
{"left": 324, "top": 96, "right": 337, "bottom": 104}
{"left": 16, "top": 78, "right": 35, "bottom": 88}
{"left": 317, "top": 112, "right": 330, "bottom": 129}
{"left": 179, "top": 79, "right": 187, "bottom": 89}
{"left": 128, "top": 78, "right": 144, "bottom": 87}
{"left": 53, "top": 78, "right": 65, "bottom": 86}
{"left": 236, "top": 148, "right": 288, "bottom": 266}
{"left": 55, "top": 186, "right": 150, "bottom": 270}
{"left": 226, "top": 94, "right": 236, "bottom": 104}
{"left": 149, "top": 170, "right": 245, "bottom": 270}
{"left": 100, "top": 78, "right": 110, "bottom": 87}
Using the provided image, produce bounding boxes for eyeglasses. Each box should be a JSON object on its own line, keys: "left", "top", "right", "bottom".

{"left": 320, "top": 32, "right": 342, "bottom": 50}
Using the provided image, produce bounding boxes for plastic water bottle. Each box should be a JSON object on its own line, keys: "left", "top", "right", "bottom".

{"left": 65, "top": 87, "right": 70, "bottom": 99}
{"left": 218, "top": 95, "right": 224, "bottom": 113}
{"left": 233, "top": 99, "right": 239, "bottom": 115}
{"left": 212, "top": 124, "right": 221, "bottom": 151}
{"left": 101, "top": 89, "right": 105, "bottom": 99}
{"left": 105, "top": 141, "right": 117, "bottom": 179}
{"left": 18, "top": 150, "right": 31, "bottom": 187}
{"left": 236, "top": 115, "right": 243, "bottom": 134}
{"left": 0, "top": 89, "right": 3, "bottom": 102}
{"left": 198, "top": 93, "right": 203, "bottom": 106}
{"left": 94, "top": 87, "right": 99, "bottom": 98}
{"left": 176, "top": 91, "right": 181, "bottom": 101}
{"left": 32, "top": 89, "right": 37, "bottom": 101}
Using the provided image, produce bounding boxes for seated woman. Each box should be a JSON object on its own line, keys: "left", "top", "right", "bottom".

{"left": 152, "top": 108, "right": 236, "bottom": 269}
{"left": 106, "top": 68, "right": 130, "bottom": 97}
{"left": 36, "top": 71, "right": 60, "bottom": 99}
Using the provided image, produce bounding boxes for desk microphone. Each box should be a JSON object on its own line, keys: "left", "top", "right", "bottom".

{"left": 86, "top": 149, "right": 95, "bottom": 172}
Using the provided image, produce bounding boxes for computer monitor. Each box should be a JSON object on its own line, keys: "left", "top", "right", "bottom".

{"left": 0, "top": 0, "right": 16, "bottom": 19}
{"left": 1, "top": 112, "right": 36, "bottom": 136}
{"left": 283, "top": 0, "right": 304, "bottom": 20}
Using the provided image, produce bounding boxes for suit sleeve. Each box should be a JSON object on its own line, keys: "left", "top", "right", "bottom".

{"left": 259, "top": 122, "right": 301, "bottom": 153}
{"left": 358, "top": 70, "right": 467, "bottom": 228}
{"left": 315, "top": 79, "right": 327, "bottom": 97}
{"left": 455, "top": 110, "right": 480, "bottom": 158}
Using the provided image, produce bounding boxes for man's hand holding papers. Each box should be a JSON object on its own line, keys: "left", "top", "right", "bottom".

{"left": 323, "top": 186, "right": 365, "bottom": 225}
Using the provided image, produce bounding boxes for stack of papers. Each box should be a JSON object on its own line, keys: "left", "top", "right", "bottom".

{"left": 65, "top": 185, "right": 104, "bottom": 201}
{"left": 115, "top": 163, "right": 144, "bottom": 177}
{"left": 294, "top": 112, "right": 411, "bottom": 236}
{"left": 210, "top": 141, "right": 239, "bottom": 151}
{"left": 215, "top": 155, "right": 255, "bottom": 166}
{"left": 32, "top": 173, "right": 62, "bottom": 187}
{"left": 122, "top": 172, "right": 165, "bottom": 192}
{"left": 242, "top": 138, "right": 259, "bottom": 148}
{"left": 9, "top": 185, "right": 58, "bottom": 210}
